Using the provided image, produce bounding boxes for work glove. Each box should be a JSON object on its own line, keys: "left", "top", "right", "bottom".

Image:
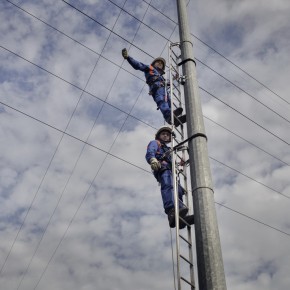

{"left": 150, "top": 158, "right": 161, "bottom": 171}
{"left": 122, "top": 48, "right": 128, "bottom": 59}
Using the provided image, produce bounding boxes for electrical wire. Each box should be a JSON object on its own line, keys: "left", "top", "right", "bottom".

{"left": 58, "top": 0, "right": 290, "bottom": 125}
{"left": 0, "top": 45, "right": 289, "bottom": 200}
{"left": 13, "top": 1, "right": 155, "bottom": 287}
{"left": 210, "top": 157, "right": 290, "bottom": 199}
{"left": 215, "top": 202, "right": 290, "bottom": 237}
{"left": 200, "top": 86, "right": 290, "bottom": 146}
{"left": 204, "top": 115, "right": 290, "bottom": 167}
{"left": 1, "top": 97, "right": 289, "bottom": 223}
{"left": 141, "top": 0, "right": 290, "bottom": 107}
{"left": 6, "top": 0, "right": 290, "bottom": 135}
{"left": 1, "top": 46, "right": 290, "bottom": 288}
{"left": 1, "top": 45, "right": 289, "bottom": 200}
{"left": 14, "top": 0, "right": 137, "bottom": 287}
{"left": 1, "top": 1, "right": 290, "bottom": 286}
{"left": 197, "top": 59, "right": 290, "bottom": 125}
{"left": 4, "top": 1, "right": 289, "bottom": 168}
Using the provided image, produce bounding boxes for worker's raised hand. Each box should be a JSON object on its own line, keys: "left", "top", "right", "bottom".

{"left": 122, "top": 48, "right": 128, "bottom": 59}
{"left": 150, "top": 158, "right": 161, "bottom": 171}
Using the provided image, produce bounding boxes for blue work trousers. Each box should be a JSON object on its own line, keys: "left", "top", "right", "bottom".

{"left": 155, "top": 169, "right": 184, "bottom": 214}
{"left": 152, "top": 86, "right": 171, "bottom": 124}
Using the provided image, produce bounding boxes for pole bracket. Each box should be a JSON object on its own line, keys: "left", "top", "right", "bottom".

{"left": 178, "top": 58, "right": 196, "bottom": 67}
{"left": 173, "top": 132, "right": 207, "bottom": 151}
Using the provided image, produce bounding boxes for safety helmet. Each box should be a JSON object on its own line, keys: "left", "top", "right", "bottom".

{"left": 155, "top": 126, "right": 172, "bottom": 142}
{"left": 151, "top": 57, "right": 166, "bottom": 70}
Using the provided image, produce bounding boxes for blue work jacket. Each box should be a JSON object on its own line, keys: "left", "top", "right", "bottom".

{"left": 127, "top": 56, "right": 165, "bottom": 91}
{"left": 146, "top": 140, "right": 172, "bottom": 172}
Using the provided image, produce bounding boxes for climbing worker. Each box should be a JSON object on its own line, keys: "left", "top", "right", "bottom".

{"left": 145, "top": 126, "right": 190, "bottom": 228}
{"left": 121, "top": 48, "right": 186, "bottom": 127}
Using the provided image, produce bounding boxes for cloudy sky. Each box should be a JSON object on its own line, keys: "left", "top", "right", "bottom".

{"left": 0, "top": 0, "right": 290, "bottom": 289}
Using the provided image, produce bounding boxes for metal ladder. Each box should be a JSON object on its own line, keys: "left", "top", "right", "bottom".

{"left": 168, "top": 42, "right": 195, "bottom": 290}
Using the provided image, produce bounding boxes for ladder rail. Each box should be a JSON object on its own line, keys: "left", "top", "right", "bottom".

{"left": 168, "top": 42, "right": 195, "bottom": 290}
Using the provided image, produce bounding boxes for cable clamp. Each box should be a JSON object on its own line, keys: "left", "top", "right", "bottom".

{"left": 173, "top": 132, "right": 207, "bottom": 151}
{"left": 178, "top": 58, "right": 196, "bottom": 67}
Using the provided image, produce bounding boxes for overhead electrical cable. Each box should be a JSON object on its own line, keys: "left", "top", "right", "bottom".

{"left": 204, "top": 115, "right": 290, "bottom": 167}
{"left": 210, "top": 157, "right": 290, "bottom": 199}
{"left": 200, "top": 86, "right": 290, "bottom": 146}
{"left": 4, "top": 0, "right": 144, "bottom": 83}
{"left": 1, "top": 2, "right": 290, "bottom": 284}
{"left": 0, "top": 100, "right": 151, "bottom": 173}
{"left": 30, "top": 3, "right": 156, "bottom": 287}
{"left": 14, "top": 0, "right": 139, "bottom": 287}
{"left": 1, "top": 96, "right": 289, "bottom": 231}
{"left": 7, "top": 0, "right": 289, "bottom": 129}
{"left": 0, "top": 45, "right": 154, "bottom": 129}
{"left": 60, "top": 0, "right": 290, "bottom": 130}
{"left": 4, "top": 1, "right": 289, "bottom": 165}
{"left": 1, "top": 44, "right": 289, "bottom": 186}
{"left": 198, "top": 59, "right": 290, "bottom": 125}
{"left": 141, "top": 0, "right": 290, "bottom": 107}
{"left": 215, "top": 202, "right": 290, "bottom": 237}
{"left": 0, "top": 98, "right": 288, "bottom": 207}
{"left": 1, "top": 66, "right": 290, "bottom": 287}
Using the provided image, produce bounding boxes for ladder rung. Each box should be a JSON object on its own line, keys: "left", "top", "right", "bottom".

{"left": 179, "top": 233, "right": 192, "bottom": 246}
{"left": 180, "top": 254, "right": 194, "bottom": 266}
{"left": 172, "top": 50, "right": 179, "bottom": 59}
{"left": 171, "top": 65, "right": 179, "bottom": 73}
{"left": 179, "top": 216, "right": 192, "bottom": 228}
{"left": 177, "top": 170, "right": 186, "bottom": 178}
{"left": 180, "top": 276, "right": 195, "bottom": 288}
{"left": 172, "top": 85, "right": 181, "bottom": 93}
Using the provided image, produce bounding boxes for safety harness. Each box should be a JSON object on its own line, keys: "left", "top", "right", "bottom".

{"left": 146, "top": 65, "right": 166, "bottom": 96}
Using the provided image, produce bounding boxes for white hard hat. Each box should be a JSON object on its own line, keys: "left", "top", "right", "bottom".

{"left": 151, "top": 57, "right": 166, "bottom": 70}
{"left": 155, "top": 126, "right": 172, "bottom": 142}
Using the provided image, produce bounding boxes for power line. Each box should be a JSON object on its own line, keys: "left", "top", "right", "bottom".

{"left": 3, "top": 0, "right": 144, "bottom": 83}
{"left": 1, "top": 93, "right": 289, "bottom": 230}
{"left": 1, "top": 59, "right": 290, "bottom": 286}
{"left": 1, "top": 2, "right": 290, "bottom": 283}
{"left": 60, "top": 0, "right": 154, "bottom": 59}
{"left": 14, "top": 0, "right": 137, "bottom": 287}
{"left": 210, "top": 157, "right": 290, "bottom": 200}
{"left": 60, "top": 0, "right": 290, "bottom": 134}
{"left": 215, "top": 202, "right": 290, "bottom": 237}
{"left": 204, "top": 115, "right": 290, "bottom": 166}
{"left": 7, "top": 0, "right": 289, "bottom": 134}
{"left": 0, "top": 99, "right": 151, "bottom": 173}
{"left": 5, "top": 1, "right": 289, "bottom": 167}
{"left": 1, "top": 44, "right": 289, "bottom": 188}
{"left": 0, "top": 45, "right": 154, "bottom": 129}
{"left": 197, "top": 59, "right": 290, "bottom": 126}
{"left": 2, "top": 42, "right": 289, "bottom": 183}
{"left": 200, "top": 86, "right": 290, "bottom": 146}
{"left": 1, "top": 94, "right": 288, "bottom": 205}
{"left": 141, "top": 0, "right": 290, "bottom": 107}
{"left": 26, "top": 2, "right": 155, "bottom": 287}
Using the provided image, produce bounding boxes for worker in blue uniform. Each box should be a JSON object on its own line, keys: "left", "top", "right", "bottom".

{"left": 146, "top": 126, "right": 189, "bottom": 228}
{"left": 122, "top": 48, "right": 186, "bottom": 127}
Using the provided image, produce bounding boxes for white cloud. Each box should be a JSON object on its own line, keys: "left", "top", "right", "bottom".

{"left": 0, "top": 0, "right": 290, "bottom": 289}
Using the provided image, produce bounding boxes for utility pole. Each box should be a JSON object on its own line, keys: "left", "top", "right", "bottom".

{"left": 175, "top": 0, "right": 227, "bottom": 289}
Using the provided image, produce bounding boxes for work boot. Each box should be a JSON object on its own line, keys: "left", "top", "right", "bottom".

{"left": 174, "top": 114, "right": 186, "bottom": 127}
{"left": 167, "top": 208, "right": 176, "bottom": 228}
{"left": 179, "top": 214, "right": 195, "bottom": 229}
{"left": 173, "top": 107, "right": 183, "bottom": 117}
{"left": 167, "top": 207, "right": 188, "bottom": 228}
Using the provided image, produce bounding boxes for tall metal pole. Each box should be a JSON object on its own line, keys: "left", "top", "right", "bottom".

{"left": 175, "top": 0, "right": 227, "bottom": 289}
